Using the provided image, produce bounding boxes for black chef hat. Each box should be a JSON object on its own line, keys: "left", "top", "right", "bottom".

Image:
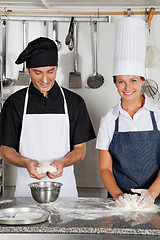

{"left": 15, "top": 37, "right": 58, "bottom": 68}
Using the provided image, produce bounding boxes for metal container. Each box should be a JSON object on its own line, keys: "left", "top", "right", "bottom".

{"left": 29, "top": 181, "right": 62, "bottom": 203}
{"left": 0, "top": 162, "right": 5, "bottom": 197}
{"left": 0, "top": 164, "right": 5, "bottom": 178}
{"left": 0, "top": 206, "right": 50, "bottom": 225}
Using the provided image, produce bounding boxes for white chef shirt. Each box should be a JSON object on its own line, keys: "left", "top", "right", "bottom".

{"left": 96, "top": 94, "right": 160, "bottom": 150}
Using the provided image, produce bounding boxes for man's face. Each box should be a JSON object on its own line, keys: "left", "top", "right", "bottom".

{"left": 27, "top": 66, "right": 57, "bottom": 97}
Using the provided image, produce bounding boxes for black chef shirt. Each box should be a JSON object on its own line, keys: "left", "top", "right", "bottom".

{"left": 0, "top": 81, "right": 96, "bottom": 152}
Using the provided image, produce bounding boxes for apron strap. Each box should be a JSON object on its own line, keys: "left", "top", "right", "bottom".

{"left": 23, "top": 86, "right": 68, "bottom": 116}
{"left": 59, "top": 87, "right": 68, "bottom": 115}
{"left": 23, "top": 88, "right": 29, "bottom": 116}
{"left": 115, "top": 117, "right": 119, "bottom": 133}
{"left": 150, "top": 111, "right": 158, "bottom": 131}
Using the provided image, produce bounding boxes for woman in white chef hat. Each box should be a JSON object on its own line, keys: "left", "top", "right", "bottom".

{"left": 96, "top": 17, "right": 160, "bottom": 208}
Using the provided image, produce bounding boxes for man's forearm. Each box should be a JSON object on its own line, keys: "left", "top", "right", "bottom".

{"left": 62, "top": 142, "right": 86, "bottom": 167}
{"left": 1, "top": 142, "right": 86, "bottom": 170}
{"left": 0, "top": 145, "right": 29, "bottom": 168}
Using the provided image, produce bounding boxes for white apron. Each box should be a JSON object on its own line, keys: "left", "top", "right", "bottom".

{"left": 15, "top": 87, "right": 78, "bottom": 197}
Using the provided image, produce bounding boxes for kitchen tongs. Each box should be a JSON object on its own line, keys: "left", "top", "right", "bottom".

{"left": 65, "top": 16, "right": 74, "bottom": 51}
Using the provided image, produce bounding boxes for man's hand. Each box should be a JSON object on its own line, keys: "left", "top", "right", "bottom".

{"left": 47, "top": 143, "right": 86, "bottom": 180}
{"left": 25, "top": 159, "right": 46, "bottom": 180}
{"left": 47, "top": 158, "right": 65, "bottom": 179}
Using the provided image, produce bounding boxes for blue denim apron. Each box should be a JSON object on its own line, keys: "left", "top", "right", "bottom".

{"left": 109, "top": 111, "right": 160, "bottom": 195}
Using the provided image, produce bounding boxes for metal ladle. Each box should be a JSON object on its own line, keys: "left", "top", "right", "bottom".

{"left": 53, "top": 21, "right": 62, "bottom": 51}
{"left": 2, "top": 20, "right": 14, "bottom": 87}
{"left": 87, "top": 21, "right": 104, "bottom": 89}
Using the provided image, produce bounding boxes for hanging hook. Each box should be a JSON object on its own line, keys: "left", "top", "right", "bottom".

{"left": 89, "top": 16, "right": 92, "bottom": 25}
{"left": 97, "top": 8, "right": 100, "bottom": 18}
{"left": 127, "top": 8, "right": 131, "bottom": 17}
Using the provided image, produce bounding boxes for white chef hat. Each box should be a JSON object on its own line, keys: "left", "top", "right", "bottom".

{"left": 113, "top": 17, "right": 146, "bottom": 78}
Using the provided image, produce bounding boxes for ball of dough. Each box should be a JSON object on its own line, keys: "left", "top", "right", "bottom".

{"left": 36, "top": 161, "right": 57, "bottom": 174}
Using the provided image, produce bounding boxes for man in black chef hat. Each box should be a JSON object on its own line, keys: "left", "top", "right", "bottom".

{"left": 0, "top": 37, "right": 95, "bottom": 197}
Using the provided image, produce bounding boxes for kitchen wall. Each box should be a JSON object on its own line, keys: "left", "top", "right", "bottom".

{"left": 1, "top": 11, "right": 160, "bottom": 189}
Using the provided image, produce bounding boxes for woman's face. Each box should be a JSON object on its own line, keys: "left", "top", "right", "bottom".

{"left": 115, "top": 75, "right": 143, "bottom": 102}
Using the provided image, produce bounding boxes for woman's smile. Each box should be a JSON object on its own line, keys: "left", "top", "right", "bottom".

{"left": 123, "top": 91, "right": 135, "bottom": 95}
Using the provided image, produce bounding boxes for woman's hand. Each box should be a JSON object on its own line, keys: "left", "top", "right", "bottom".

{"left": 115, "top": 193, "right": 131, "bottom": 208}
{"left": 131, "top": 188, "right": 156, "bottom": 208}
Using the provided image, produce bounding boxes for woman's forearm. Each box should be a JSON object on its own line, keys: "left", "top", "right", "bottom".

{"left": 99, "top": 149, "right": 123, "bottom": 199}
{"left": 148, "top": 170, "right": 160, "bottom": 198}
{"left": 100, "top": 168, "right": 123, "bottom": 199}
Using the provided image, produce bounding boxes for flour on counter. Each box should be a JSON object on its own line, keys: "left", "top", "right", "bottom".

{"left": 40, "top": 197, "right": 160, "bottom": 221}
{"left": 36, "top": 161, "right": 57, "bottom": 174}
{"left": 39, "top": 198, "right": 160, "bottom": 220}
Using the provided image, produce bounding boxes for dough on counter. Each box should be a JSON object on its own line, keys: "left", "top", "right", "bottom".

{"left": 36, "top": 161, "right": 57, "bottom": 174}
{"left": 123, "top": 194, "right": 140, "bottom": 209}
{"left": 121, "top": 194, "right": 154, "bottom": 210}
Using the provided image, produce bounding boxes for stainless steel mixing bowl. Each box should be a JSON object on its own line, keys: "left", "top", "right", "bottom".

{"left": 29, "top": 181, "right": 62, "bottom": 203}
{"left": 0, "top": 164, "right": 5, "bottom": 178}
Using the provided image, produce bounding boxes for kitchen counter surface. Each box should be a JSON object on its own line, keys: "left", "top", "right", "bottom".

{"left": 0, "top": 197, "right": 160, "bottom": 238}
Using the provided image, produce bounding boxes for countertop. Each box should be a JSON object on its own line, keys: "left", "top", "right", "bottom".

{"left": 0, "top": 197, "right": 160, "bottom": 238}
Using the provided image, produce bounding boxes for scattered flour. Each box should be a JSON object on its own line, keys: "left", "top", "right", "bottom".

{"left": 37, "top": 161, "right": 57, "bottom": 174}
{"left": 40, "top": 197, "right": 160, "bottom": 222}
